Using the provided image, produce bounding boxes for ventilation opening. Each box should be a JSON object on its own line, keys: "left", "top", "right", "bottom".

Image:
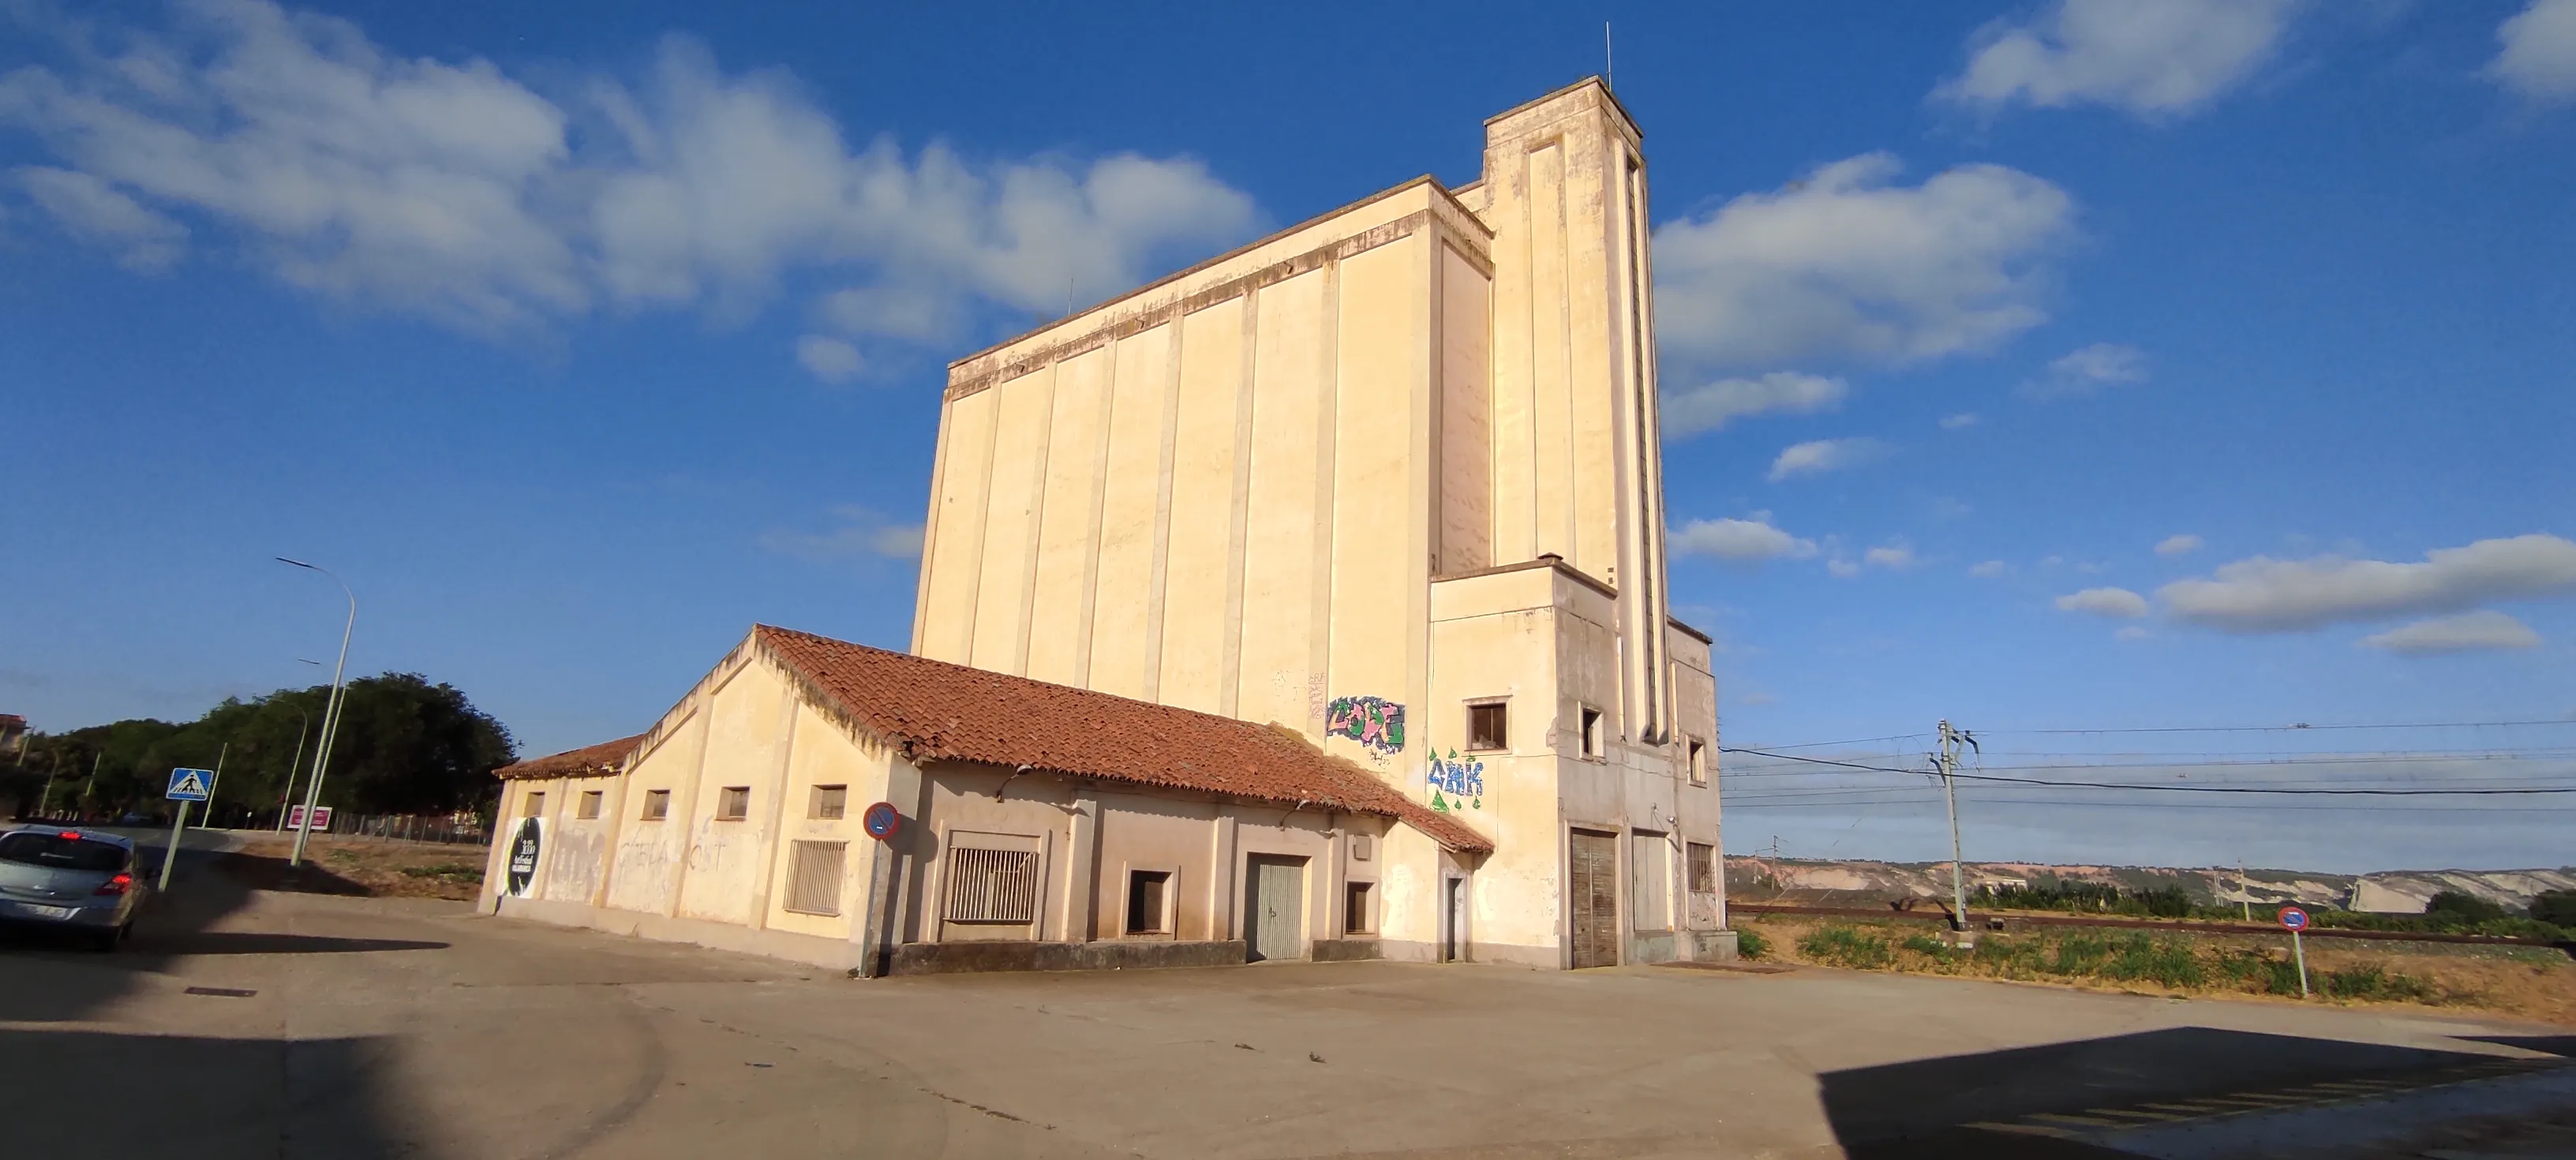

{"left": 576, "top": 791, "right": 602, "bottom": 820}
{"left": 715, "top": 786, "right": 750, "bottom": 821}
{"left": 784, "top": 840, "right": 847, "bottom": 916}
{"left": 522, "top": 791, "right": 545, "bottom": 818}
{"left": 945, "top": 848, "right": 1039, "bottom": 924}
{"left": 1126, "top": 870, "right": 1172, "bottom": 934}
{"left": 641, "top": 789, "right": 670, "bottom": 821}
{"left": 811, "top": 784, "right": 848, "bottom": 820}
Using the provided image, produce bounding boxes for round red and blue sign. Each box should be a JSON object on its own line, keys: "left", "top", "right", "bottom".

{"left": 861, "top": 801, "right": 901, "bottom": 841}
{"left": 2277, "top": 905, "right": 2309, "bottom": 931}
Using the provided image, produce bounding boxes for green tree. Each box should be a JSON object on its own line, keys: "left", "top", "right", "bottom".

{"left": 2529, "top": 889, "right": 2576, "bottom": 929}
{"left": 7, "top": 673, "right": 515, "bottom": 822}
{"left": 2424, "top": 889, "right": 2509, "bottom": 926}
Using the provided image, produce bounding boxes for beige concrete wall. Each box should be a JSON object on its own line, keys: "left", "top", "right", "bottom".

{"left": 541, "top": 777, "right": 620, "bottom": 907}
{"left": 605, "top": 707, "right": 707, "bottom": 915}
{"left": 913, "top": 185, "right": 1485, "bottom": 797}
{"left": 756, "top": 704, "right": 895, "bottom": 941}
{"left": 672, "top": 657, "right": 792, "bottom": 926}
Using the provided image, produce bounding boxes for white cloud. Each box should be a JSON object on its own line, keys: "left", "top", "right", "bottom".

{"left": 758, "top": 505, "right": 923, "bottom": 561}
{"left": 1669, "top": 517, "right": 1818, "bottom": 563}
{"left": 796, "top": 335, "right": 863, "bottom": 383}
{"left": 1653, "top": 153, "right": 2075, "bottom": 369}
{"left": 1826, "top": 558, "right": 1863, "bottom": 578}
{"left": 1662, "top": 372, "right": 1847, "bottom": 439}
{"left": 1938, "top": 0, "right": 2302, "bottom": 118}
{"left": 1940, "top": 412, "right": 1983, "bottom": 430}
{"left": 13, "top": 166, "right": 186, "bottom": 270}
{"left": 2056, "top": 586, "right": 2150, "bottom": 619}
{"left": 1768, "top": 436, "right": 1882, "bottom": 481}
{"left": 2492, "top": 0, "right": 2576, "bottom": 100}
{"left": 2160, "top": 534, "right": 2576, "bottom": 632}
{"left": 1969, "top": 559, "right": 2009, "bottom": 578}
{"left": 2024, "top": 342, "right": 2148, "bottom": 399}
{"left": 2361, "top": 611, "right": 2542, "bottom": 655}
{"left": 0, "top": 2, "right": 1256, "bottom": 339}
{"left": 1864, "top": 544, "right": 1919, "bottom": 571}
{"left": 2114, "top": 625, "right": 2151, "bottom": 641}
{"left": 2155, "top": 533, "right": 2204, "bottom": 556}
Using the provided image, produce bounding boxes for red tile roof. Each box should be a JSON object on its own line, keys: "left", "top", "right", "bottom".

{"left": 493, "top": 733, "right": 649, "bottom": 781}
{"left": 755, "top": 626, "right": 1492, "bottom": 854}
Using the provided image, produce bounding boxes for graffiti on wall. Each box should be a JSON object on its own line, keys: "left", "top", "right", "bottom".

{"left": 1427, "top": 749, "right": 1485, "bottom": 812}
{"left": 1324, "top": 696, "right": 1406, "bottom": 754}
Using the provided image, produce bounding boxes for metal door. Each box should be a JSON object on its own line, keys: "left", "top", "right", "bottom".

{"left": 1244, "top": 855, "right": 1305, "bottom": 962}
{"left": 1568, "top": 830, "right": 1619, "bottom": 968}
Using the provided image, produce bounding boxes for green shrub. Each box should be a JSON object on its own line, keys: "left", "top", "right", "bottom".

{"left": 2098, "top": 934, "right": 2205, "bottom": 988}
{"left": 1799, "top": 925, "right": 1892, "bottom": 969}
{"left": 2530, "top": 889, "right": 2576, "bottom": 929}
{"left": 1973, "top": 934, "right": 2044, "bottom": 972}
{"left": 1900, "top": 934, "right": 1955, "bottom": 958}
{"left": 2215, "top": 949, "right": 2307, "bottom": 995}
{"left": 1735, "top": 926, "right": 1769, "bottom": 960}
{"left": 2427, "top": 890, "right": 2510, "bottom": 924}
{"left": 2323, "top": 964, "right": 2440, "bottom": 1002}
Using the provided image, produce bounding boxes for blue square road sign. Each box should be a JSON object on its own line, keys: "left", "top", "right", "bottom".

{"left": 167, "top": 767, "right": 213, "bottom": 802}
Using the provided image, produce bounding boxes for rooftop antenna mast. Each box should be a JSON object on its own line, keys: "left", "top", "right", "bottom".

{"left": 1604, "top": 21, "right": 1614, "bottom": 91}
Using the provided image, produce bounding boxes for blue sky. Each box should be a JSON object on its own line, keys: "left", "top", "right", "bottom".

{"left": 6, "top": 1, "right": 2573, "bottom": 874}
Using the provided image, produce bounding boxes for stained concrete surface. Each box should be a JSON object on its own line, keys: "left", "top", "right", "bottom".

{"left": 0, "top": 851, "right": 2567, "bottom": 1158}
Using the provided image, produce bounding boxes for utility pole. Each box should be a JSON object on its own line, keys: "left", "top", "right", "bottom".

{"left": 36, "top": 750, "right": 61, "bottom": 821}
{"left": 79, "top": 751, "right": 101, "bottom": 821}
{"left": 201, "top": 743, "right": 227, "bottom": 830}
{"left": 1935, "top": 720, "right": 1978, "bottom": 941}
{"left": 2239, "top": 859, "right": 2252, "bottom": 922}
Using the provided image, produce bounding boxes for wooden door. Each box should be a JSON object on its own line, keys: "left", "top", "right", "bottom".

{"left": 1568, "top": 830, "right": 1619, "bottom": 968}
{"left": 1244, "top": 855, "right": 1305, "bottom": 961}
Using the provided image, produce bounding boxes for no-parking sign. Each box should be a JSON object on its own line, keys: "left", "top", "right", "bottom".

{"left": 2277, "top": 905, "right": 2309, "bottom": 931}
{"left": 861, "top": 802, "right": 900, "bottom": 841}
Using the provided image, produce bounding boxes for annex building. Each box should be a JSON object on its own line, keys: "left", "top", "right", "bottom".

{"left": 481, "top": 79, "right": 1734, "bottom": 974}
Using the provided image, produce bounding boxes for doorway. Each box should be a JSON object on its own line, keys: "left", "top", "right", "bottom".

{"left": 1441, "top": 876, "right": 1468, "bottom": 961}
{"left": 1243, "top": 855, "right": 1305, "bottom": 962}
{"left": 1568, "top": 829, "right": 1619, "bottom": 968}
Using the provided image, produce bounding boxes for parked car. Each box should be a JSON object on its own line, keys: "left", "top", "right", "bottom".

{"left": 0, "top": 825, "right": 144, "bottom": 950}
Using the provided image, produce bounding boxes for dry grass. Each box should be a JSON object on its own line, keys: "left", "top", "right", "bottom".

{"left": 224, "top": 835, "right": 488, "bottom": 901}
{"left": 1744, "top": 914, "right": 2576, "bottom": 1027}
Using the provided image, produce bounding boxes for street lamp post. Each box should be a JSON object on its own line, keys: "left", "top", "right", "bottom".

{"left": 276, "top": 558, "right": 355, "bottom": 869}
{"left": 273, "top": 706, "right": 311, "bottom": 833}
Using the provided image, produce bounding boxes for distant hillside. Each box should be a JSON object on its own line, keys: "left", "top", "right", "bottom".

{"left": 1724, "top": 855, "right": 2576, "bottom": 914}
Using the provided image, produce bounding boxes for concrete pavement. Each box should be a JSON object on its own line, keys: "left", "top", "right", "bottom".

{"left": 1, "top": 855, "right": 2568, "bottom": 1158}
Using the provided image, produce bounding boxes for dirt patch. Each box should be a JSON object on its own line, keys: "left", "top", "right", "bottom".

{"left": 1742, "top": 913, "right": 2576, "bottom": 1027}
{"left": 222, "top": 836, "right": 489, "bottom": 901}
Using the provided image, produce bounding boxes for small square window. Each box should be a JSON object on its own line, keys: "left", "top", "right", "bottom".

{"left": 811, "top": 784, "right": 848, "bottom": 820}
{"left": 1467, "top": 702, "right": 1508, "bottom": 751}
{"left": 641, "top": 788, "right": 671, "bottom": 821}
{"left": 577, "top": 791, "right": 603, "bottom": 820}
{"left": 1580, "top": 706, "right": 1604, "bottom": 758}
{"left": 1126, "top": 870, "right": 1171, "bottom": 934}
{"left": 522, "top": 791, "right": 545, "bottom": 818}
{"left": 715, "top": 787, "right": 751, "bottom": 821}
{"left": 1687, "top": 739, "right": 1708, "bottom": 785}
{"left": 1688, "top": 842, "right": 1718, "bottom": 894}
{"left": 1344, "top": 881, "right": 1376, "bottom": 934}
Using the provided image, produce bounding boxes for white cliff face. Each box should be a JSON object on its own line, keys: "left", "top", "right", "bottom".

{"left": 1728, "top": 855, "right": 2576, "bottom": 914}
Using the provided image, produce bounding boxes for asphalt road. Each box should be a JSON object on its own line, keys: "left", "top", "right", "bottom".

{"left": 1, "top": 842, "right": 2569, "bottom": 1158}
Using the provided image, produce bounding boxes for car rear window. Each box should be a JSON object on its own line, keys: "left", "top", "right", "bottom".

{"left": 0, "top": 833, "right": 128, "bottom": 873}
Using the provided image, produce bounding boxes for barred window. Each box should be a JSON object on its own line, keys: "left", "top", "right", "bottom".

{"left": 944, "top": 847, "right": 1039, "bottom": 924}
{"left": 1688, "top": 842, "right": 1718, "bottom": 894}
{"left": 783, "top": 840, "right": 846, "bottom": 916}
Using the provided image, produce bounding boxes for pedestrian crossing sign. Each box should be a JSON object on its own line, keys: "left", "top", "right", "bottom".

{"left": 167, "top": 767, "right": 212, "bottom": 802}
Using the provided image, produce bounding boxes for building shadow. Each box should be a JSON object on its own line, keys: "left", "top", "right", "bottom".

{"left": 0, "top": 1027, "right": 422, "bottom": 1158}
{"left": 2458, "top": 1034, "right": 2576, "bottom": 1058}
{"left": 1817, "top": 1026, "right": 2497, "bottom": 1158}
{"left": 0, "top": 840, "right": 268, "bottom": 1021}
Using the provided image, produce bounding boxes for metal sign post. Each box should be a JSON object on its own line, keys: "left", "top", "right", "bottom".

{"left": 162, "top": 767, "right": 214, "bottom": 891}
{"left": 2278, "top": 905, "right": 2311, "bottom": 997}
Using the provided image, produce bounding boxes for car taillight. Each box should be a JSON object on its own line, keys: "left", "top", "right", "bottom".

{"left": 95, "top": 873, "right": 132, "bottom": 896}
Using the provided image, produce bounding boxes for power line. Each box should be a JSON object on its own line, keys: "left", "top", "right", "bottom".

{"left": 1986, "top": 717, "right": 2576, "bottom": 736}
{"left": 1720, "top": 746, "right": 2576, "bottom": 795}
